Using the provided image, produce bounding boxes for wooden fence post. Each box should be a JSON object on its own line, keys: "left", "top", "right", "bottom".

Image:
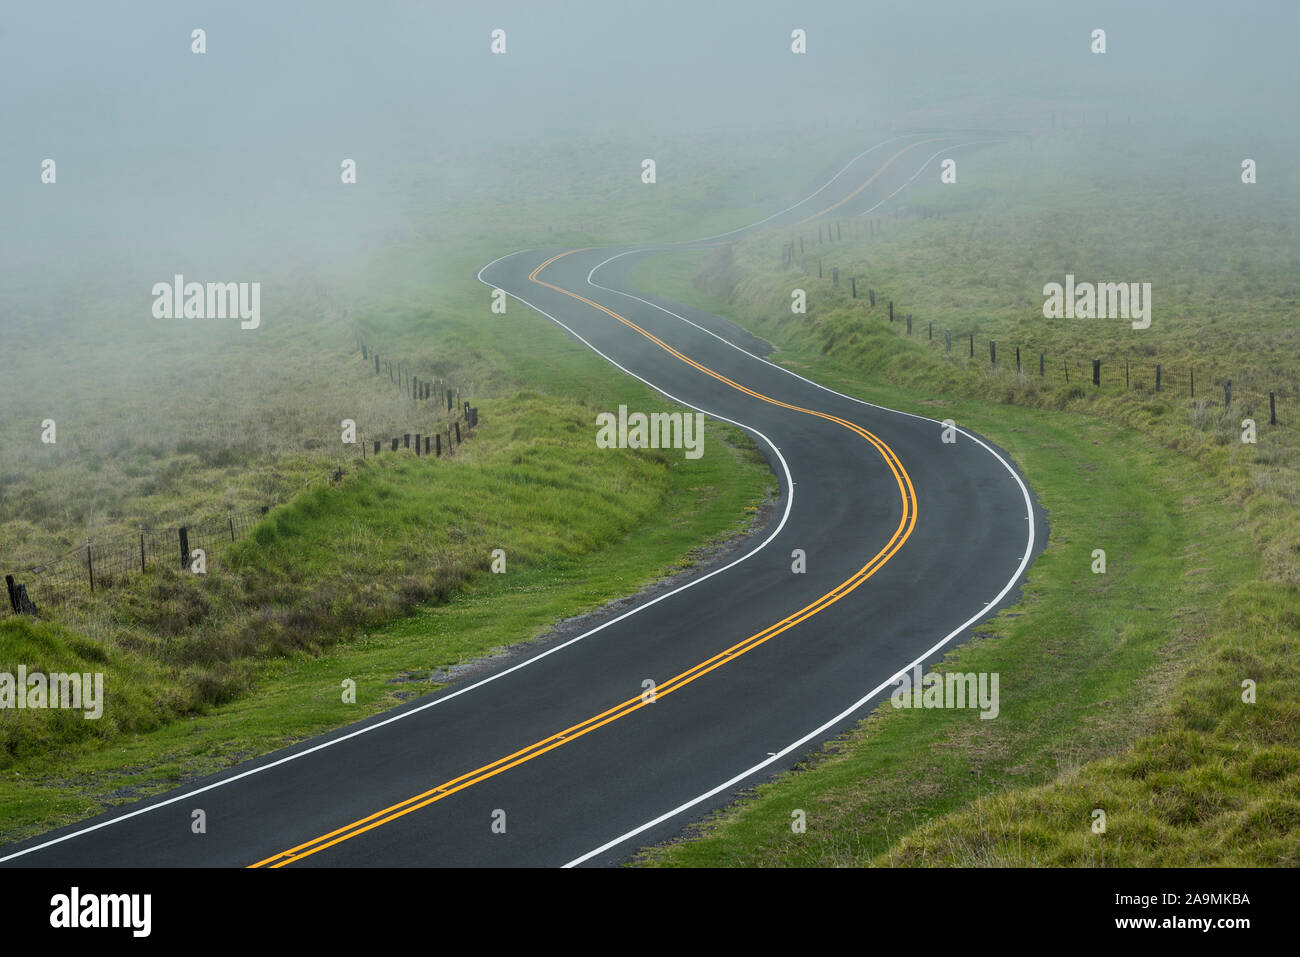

{"left": 1092, "top": 359, "right": 1101, "bottom": 386}
{"left": 1224, "top": 380, "right": 1232, "bottom": 407}
{"left": 1155, "top": 364, "right": 1161, "bottom": 392}
{"left": 1016, "top": 346, "right": 1021, "bottom": 373}
{"left": 889, "top": 301, "right": 893, "bottom": 322}
{"left": 905, "top": 314, "right": 912, "bottom": 334}
{"left": 435, "top": 433, "right": 441, "bottom": 457}
{"left": 140, "top": 530, "right": 146, "bottom": 573}
{"left": 178, "top": 527, "right": 189, "bottom": 571}
{"left": 5, "top": 574, "right": 18, "bottom": 613}
{"left": 851, "top": 277, "right": 857, "bottom": 298}
{"left": 944, "top": 329, "right": 952, "bottom": 352}
{"left": 1040, "top": 352, "right": 1045, "bottom": 376}
{"left": 990, "top": 341, "right": 996, "bottom": 365}
{"left": 86, "top": 542, "right": 94, "bottom": 593}
{"left": 1270, "top": 391, "right": 1276, "bottom": 425}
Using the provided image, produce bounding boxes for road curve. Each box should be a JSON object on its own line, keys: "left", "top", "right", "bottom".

{"left": 1, "top": 134, "right": 1044, "bottom": 868}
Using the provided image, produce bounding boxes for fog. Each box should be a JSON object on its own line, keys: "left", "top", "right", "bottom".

{"left": 1, "top": 0, "right": 1297, "bottom": 368}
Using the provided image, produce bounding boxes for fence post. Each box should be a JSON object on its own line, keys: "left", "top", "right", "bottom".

{"left": 1125, "top": 358, "right": 1130, "bottom": 389}
{"left": 928, "top": 321, "right": 932, "bottom": 340}
{"left": 375, "top": 355, "right": 380, "bottom": 375}
{"left": 969, "top": 333, "right": 974, "bottom": 357}
{"left": 1155, "top": 363, "right": 1161, "bottom": 392}
{"left": 818, "top": 258, "right": 822, "bottom": 278}
{"left": 455, "top": 422, "right": 461, "bottom": 444}
{"left": 832, "top": 266, "right": 839, "bottom": 286}
{"left": 404, "top": 434, "right": 411, "bottom": 449}
{"left": 228, "top": 506, "right": 235, "bottom": 542}
{"left": 869, "top": 288, "right": 875, "bottom": 307}
{"left": 851, "top": 277, "right": 857, "bottom": 298}
{"left": 1040, "top": 352, "right": 1045, "bottom": 376}
{"left": 1064, "top": 359, "right": 1069, "bottom": 383}
{"left": 392, "top": 438, "right": 399, "bottom": 451}
{"left": 837, "top": 222, "right": 842, "bottom": 241}
{"left": 1224, "top": 380, "right": 1232, "bottom": 407}
{"left": 435, "top": 433, "right": 441, "bottom": 457}
{"left": 424, "top": 436, "right": 431, "bottom": 455}
{"left": 889, "top": 301, "right": 894, "bottom": 322}
{"left": 140, "top": 529, "right": 146, "bottom": 573}
{"left": 446, "top": 389, "right": 453, "bottom": 412}
{"left": 86, "top": 542, "right": 94, "bottom": 593}
{"left": 1190, "top": 367, "right": 1195, "bottom": 397}
{"left": 990, "top": 341, "right": 996, "bottom": 365}
{"left": 374, "top": 439, "right": 381, "bottom": 455}
{"left": 178, "top": 527, "right": 189, "bottom": 571}
{"left": 1016, "top": 346, "right": 1021, "bottom": 373}
{"left": 905, "top": 314, "right": 912, "bottom": 334}
{"left": 1092, "top": 359, "right": 1101, "bottom": 387}
{"left": 1270, "top": 391, "right": 1277, "bottom": 425}
{"left": 944, "top": 329, "right": 952, "bottom": 352}
{"left": 5, "top": 574, "right": 17, "bottom": 613}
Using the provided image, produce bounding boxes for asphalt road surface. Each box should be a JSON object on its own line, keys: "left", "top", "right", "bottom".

{"left": 2, "top": 133, "right": 1044, "bottom": 868}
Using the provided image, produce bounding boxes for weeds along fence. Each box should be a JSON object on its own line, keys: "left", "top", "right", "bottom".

{"left": 1, "top": 342, "right": 481, "bottom": 621}
{"left": 781, "top": 222, "right": 1296, "bottom": 432}
{"left": 3, "top": 506, "right": 272, "bottom": 619}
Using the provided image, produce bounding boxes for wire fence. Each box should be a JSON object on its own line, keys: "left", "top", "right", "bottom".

{"left": 781, "top": 226, "right": 1297, "bottom": 431}
{"left": 2, "top": 339, "right": 481, "bottom": 622}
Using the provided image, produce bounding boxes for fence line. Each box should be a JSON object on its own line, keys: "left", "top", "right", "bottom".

{"left": 2, "top": 341, "right": 482, "bottom": 621}
{"left": 783, "top": 238, "right": 1294, "bottom": 430}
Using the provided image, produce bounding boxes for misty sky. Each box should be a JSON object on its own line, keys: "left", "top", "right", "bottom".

{"left": 1, "top": 1, "right": 1296, "bottom": 293}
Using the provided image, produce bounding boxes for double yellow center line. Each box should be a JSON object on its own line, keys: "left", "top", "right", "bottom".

{"left": 250, "top": 184, "right": 918, "bottom": 868}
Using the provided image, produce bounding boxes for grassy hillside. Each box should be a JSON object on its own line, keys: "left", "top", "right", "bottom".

{"left": 630, "top": 124, "right": 1300, "bottom": 865}
{"left": 1, "top": 126, "right": 865, "bottom": 842}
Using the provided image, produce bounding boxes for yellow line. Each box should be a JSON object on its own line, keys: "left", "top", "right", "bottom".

{"left": 249, "top": 248, "right": 918, "bottom": 868}
{"left": 792, "top": 138, "right": 944, "bottom": 225}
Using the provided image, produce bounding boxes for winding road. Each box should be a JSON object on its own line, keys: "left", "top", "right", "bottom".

{"left": 1, "top": 132, "right": 1044, "bottom": 868}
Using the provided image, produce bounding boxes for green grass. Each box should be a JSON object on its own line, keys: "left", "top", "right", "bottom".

{"left": 0, "top": 125, "right": 845, "bottom": 844}
{"left": 625, "top": 127, "right": 1300, "bottom": 865}
{"left": 0, "top": 392, "right": 774, "bottom": 844}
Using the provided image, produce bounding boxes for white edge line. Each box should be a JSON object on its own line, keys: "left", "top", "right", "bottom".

{"left": 561, "top": 233, "right": 1036, "bottom": 866}
{"left": 0, "top": 134, "right": 1018, "bottom": 865}
{"left": 0, "top": 255, "right": 795, "bottom": 866}
{"left": 856, "top": 139, "right": 996, "bottom": 216}
{"left": 684, "top": 133, "right": 926, "bottom": 243}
